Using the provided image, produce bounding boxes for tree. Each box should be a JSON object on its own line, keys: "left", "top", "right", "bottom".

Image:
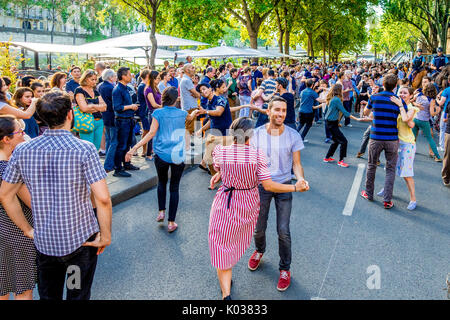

{"left": 225, "top": 0, "right": 281, "bottom": 49}
{"left": 116, "top": 0, "right": 164, "bottom": 69}
{"left": 382, "top": 0, "right": 449, "bottom": 52}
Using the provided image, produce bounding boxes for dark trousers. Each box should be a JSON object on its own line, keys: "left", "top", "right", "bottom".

{"left": 359, "top": 125, "right": 371, "bottom": 154}
{"left": 297, "top": 112, "right": 314, "bottom": 140}
{"left": 343, "top": 100, "right": 352, "bottom": 126}
{"left": 36, "top": 235, "right": 98, "bottom": 300}
{"left": 324, "top": 120, "right": 332, "bottom": 139}
{"left": 154, "top": 154, "right": 185, "bottom": 222}
{"left": 365, "top": 139, "right": 399, "bottom": 202}
{"left": 114, "top": 118, "right": 134, "bottom": 171}
{"left": 314, "top": 108, "right": 322, "bottom": 122}
{"left": 326, "top": 120, "right": 348, "bottom": 161}
{"left": 254, "top": 183, "right": 292, "bottom": 271}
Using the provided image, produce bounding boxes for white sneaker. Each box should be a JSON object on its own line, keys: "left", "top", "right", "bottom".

{"left": 346, "top": 124, "right": 353, "bottom": 128}
{"left": 303, "top": 139, "right": 309, "bottom": 143}
{"left": 437, "top": 147, "right": 444, "bottom": 152}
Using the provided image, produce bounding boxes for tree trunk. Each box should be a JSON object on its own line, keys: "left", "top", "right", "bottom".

{"left": 322, "top": 36, "right": 326, "bottom": 64}
{"left": 278, "top": 30, "right": 284, "bottom": 54}
{"left": 284, "top": 30, "right": 290, "bottom": 56}
{"left": 249, "top": 31, "right": 258, "bottom": 49}
{"left": 149, "top": 8, "right": 158, "bottom": 69}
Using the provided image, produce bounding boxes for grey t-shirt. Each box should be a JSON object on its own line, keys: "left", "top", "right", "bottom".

{"left": 250, "top": 125, "right": 304, "bottom": 183}
{"left": 180, "top": 74, "right": 198, "bottom": 111}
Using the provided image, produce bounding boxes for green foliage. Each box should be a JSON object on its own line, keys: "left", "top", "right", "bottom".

{"left": 0, "top": 42, "right": 26, "bottom": 91}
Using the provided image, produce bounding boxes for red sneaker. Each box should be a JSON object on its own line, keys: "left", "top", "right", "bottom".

{"left": 277, "top": 270, "right": 291, "bottom": 291}
{"left": 337, "top": 160, "right": 349, "bottom": 168}
{"left": 384, "top": 201, "right": 394, "bottom": 209}
{"left": 248, "top": 251, "right": 263, "bottom": 271}
{"left": 360, "top": 190, "right": 373, "bottom": 201}
{"left": 323, "top": 158, "right": 336, "bottom": 163}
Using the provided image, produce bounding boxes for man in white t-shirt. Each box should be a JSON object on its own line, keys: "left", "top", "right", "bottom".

{"left": 248, "top": 96, "right": 309, "bottom": 292}
{"left": 180, "top": 63, "right": 201, "bottom": 135}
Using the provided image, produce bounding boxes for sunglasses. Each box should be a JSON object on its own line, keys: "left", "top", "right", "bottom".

{"left": 9, "top": 129, "right": 25, "bottom": 136}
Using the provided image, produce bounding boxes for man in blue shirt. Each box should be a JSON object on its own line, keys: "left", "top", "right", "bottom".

{"left": 167, "top": 67, "right": 179, "bottom": 88}
{"left": 410, "top": 49, "right": 426, "bottom": 82}
{"left": 112, "top": 67, "right": 140, "bottom": 177}
{"left": 98, "top": 69, "right": 118, "bottom": 172}
{"left": 298, "top": 79, "right": 319, "bottom": 141}
{"left": 251, "top": 62, "right": 263, "bottom": 90}
{"left": 65, "top": 66, "right": 81, "bottom": 98}
{"left": 361, "top": 73, "right": 407, "bottom": 209}
{"left": 431, "top": 47, "right": 448, "bottom": 75}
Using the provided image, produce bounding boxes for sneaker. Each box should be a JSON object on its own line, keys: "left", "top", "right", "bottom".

{"left": 277, "top": 270, "right": 291, "bottom": 292}
{"left": 303, "top": 139, "right": 309, "bottom": 143}
{"left": 113, "top": 170, "right": 131, "bottom": 178}
{"left": 223, "top": 295, "right": 232, "bottom": 300}
{"left": 168, "top": 223, "right": 178, "bottom": 233}
{"left": 377, "top": 188, "right": 385, "bottom": 197}
{"left": 337, "top": 160, "right": 349, "bottom": 168}
{"left": 444, "top": 181, "right": 450, "bottom": 187}
{"left": 356, "top": 152, "right": 364, "bottom": 158}
{"left": 98, "top": 150, "right": 106, "bottom": 157}
{"left": 407, "top": 201, "right": 417, "bottom": 211}
{"left": 156, "top": 211, "right": 165, "bottom": 222}
{"left": 384, "top": 201, "right": 394, "bottom": 209}
{"left": 323, "top": 158, "right": 336, "bottom": 163}
{"left": 360, "top": 190, "right": 373, "bottom": 201}
{"left": 434, "top": 157, "right": 442, "bottom": 162}
{"left": 248, "top": 251, "right": 264, "bottom": 271}
{"left": 345, "top": 124, "right": 353, "bottom": 128}
{"left": 124, "top": 164, "right": 140, "bottom": 171}
{"left": 324, "top": 138, "right": 332, "bottom": 144}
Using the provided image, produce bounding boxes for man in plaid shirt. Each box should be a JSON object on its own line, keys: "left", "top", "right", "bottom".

{"left": 0, "top": 92, "right": 112, "bottom": 300}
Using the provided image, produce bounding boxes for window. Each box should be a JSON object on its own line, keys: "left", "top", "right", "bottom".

{"left": 39, "top": 22, "right": 44, "bottom": 30}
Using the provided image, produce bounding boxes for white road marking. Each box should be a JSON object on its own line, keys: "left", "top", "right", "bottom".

{"left": 342, "top": 163, "right": 366, "bottom": 216}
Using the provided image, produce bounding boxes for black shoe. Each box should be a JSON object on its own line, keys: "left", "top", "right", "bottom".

{"left": 199, "top": 164, "right": 210, "bottom": 173}
{"left": 99, "top": 151, "right": 106, "bottom": 157}
{"left": 223, "top": 295, "right": 232, "bottom": 300}
{"left": 113, "top": 170, "right": 132, "bottom": 177}
{"left": 124, "top": 164, "right": 140, "bottom": 171}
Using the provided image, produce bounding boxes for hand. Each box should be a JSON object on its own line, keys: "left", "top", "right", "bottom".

{"left": 132, "top": 104, "right": 139, "bottom": 111}
{"left": 125, "top": 149, "right": 135, "bottom": 162}
{"left": 195, "top": 129, "right": 203, "bottom": 137}
{"left": 444, "top": 118, "right": 448, "bottom": 123}
{"left": 82, "top": 232, "right": 111, "bottom": 255}
{"left": 24, "top": 228, "right": 34, "bottom": 240}
{"left": 232, "top": 92, "right": 238, "bottom": 96}
{"left": 390, "top": 96, "right": 402, "bottom": 106}
{"left": 295, "top": 179, "right": 309, "bottom": 192}
{"left": 210, "top": 172, "right": 221, "bottom": 189}
{"left": 31, "top": 97, "right": 39, "bottom": 105}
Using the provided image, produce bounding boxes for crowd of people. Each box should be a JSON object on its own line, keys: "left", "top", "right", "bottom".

{"left": 0, "top": 48, "right": 449, "bottom": 300}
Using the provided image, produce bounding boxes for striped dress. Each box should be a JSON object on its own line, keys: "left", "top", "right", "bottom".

{"left": 208, "top": 144, "right": 271, "bottom": 270}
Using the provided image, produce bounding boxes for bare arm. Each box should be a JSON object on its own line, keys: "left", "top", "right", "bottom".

{"left": 0, "top": 181, "right": 34, "bottom": 239}
{"left": 76, "top": 93, "right": 99, "bottom": 113}
{"left": 127, "top": 117, "right": 159, "bottom": 161}
{"left": 82, "top": 179, "right": 112, "bottom": 255}
{"left": 146, "top": 92, "right": 162, "bottom": 110}
{"left": 189, "top": 88, "right": 201, "bottom": 99}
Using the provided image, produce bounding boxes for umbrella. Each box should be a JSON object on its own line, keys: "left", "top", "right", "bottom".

{"left": 189, "top": 46, "right": 260, "bottom": 59}
{"left": 98, "top": 47, "right": 176, "bottom": 59}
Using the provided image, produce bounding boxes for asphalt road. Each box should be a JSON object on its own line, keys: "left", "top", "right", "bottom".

{"left": 86, "top": 120, "right": 450, "bottom": 300}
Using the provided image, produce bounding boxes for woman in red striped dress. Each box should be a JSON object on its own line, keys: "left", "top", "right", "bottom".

{"left": 208, "top": 118, "right": 308, "bottom": 300}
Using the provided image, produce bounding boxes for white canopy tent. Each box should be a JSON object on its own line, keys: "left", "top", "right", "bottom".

{"left": 5, "top": 41, "right": 112, "bottom": 55}
{"left": 188, "top": 46, "right": 261, "bottom": 59}
{"left": 98, "top": 47, "right": 177, "bottom": 59}
{"left": 79, "top": 32, "right": 209, "bottom": 49}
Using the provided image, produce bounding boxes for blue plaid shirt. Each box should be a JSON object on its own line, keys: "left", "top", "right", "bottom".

{"left": 3, "top": 129, "right": 107, "bottom": 256}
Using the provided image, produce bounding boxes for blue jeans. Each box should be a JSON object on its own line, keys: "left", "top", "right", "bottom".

{"left": 104, "top": 125, "right": 118, "bottom": 171}
{"left": 114, "top": 118, "right": 134, "bottom": 171}
{"left": 254, "top": 182, "right": 293, "bottom": 271}
{"left": 343, "top": 100, "right": 352, "bottom": 126}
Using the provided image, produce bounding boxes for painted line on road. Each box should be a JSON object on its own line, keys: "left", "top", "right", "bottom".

{"left": 342, "top": 163, "right": 366, "bottom": 216}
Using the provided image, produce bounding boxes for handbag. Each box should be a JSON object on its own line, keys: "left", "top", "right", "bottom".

{"left": 72, "top": 105, "right": 94, "bottom": 133}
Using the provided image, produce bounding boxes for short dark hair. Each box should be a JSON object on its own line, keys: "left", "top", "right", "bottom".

{"left": 230, "top": 68, "right": 238, "bottom": 75}
{"left": 306, "top": 79, "right": 314, "bottom": 88}
{"left": 206, "top": 67, "right": 214, "bottom": 74}
{"left": 70, "top": 66, "right": 81, "bottom": 73}
{"left": 276, "top": 77, "right": 288, "bottom": 89}
{"left": 36, "top": 92, "right": 72, "bottom": 128}
{"left": 268, "top": 69, "right": 275, "bottom": 77}
{"left": 117, "top": 67, "right": 130, "bottom": 81}
{"left": 383, "top": 74, "right": 398, "bottom": 92}
{"left": 268, "top": 96, "right": 287, "bottom": 109}
{"left": 161, "top": 86, "right": 178, "bottom": 106}
{"left": 30, "top": 80, "right": 44, "bottom": 91}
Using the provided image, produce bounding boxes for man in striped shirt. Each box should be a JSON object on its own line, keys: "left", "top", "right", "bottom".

{"left": 361, "top": 73, "right": 407, "bottom": 209}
